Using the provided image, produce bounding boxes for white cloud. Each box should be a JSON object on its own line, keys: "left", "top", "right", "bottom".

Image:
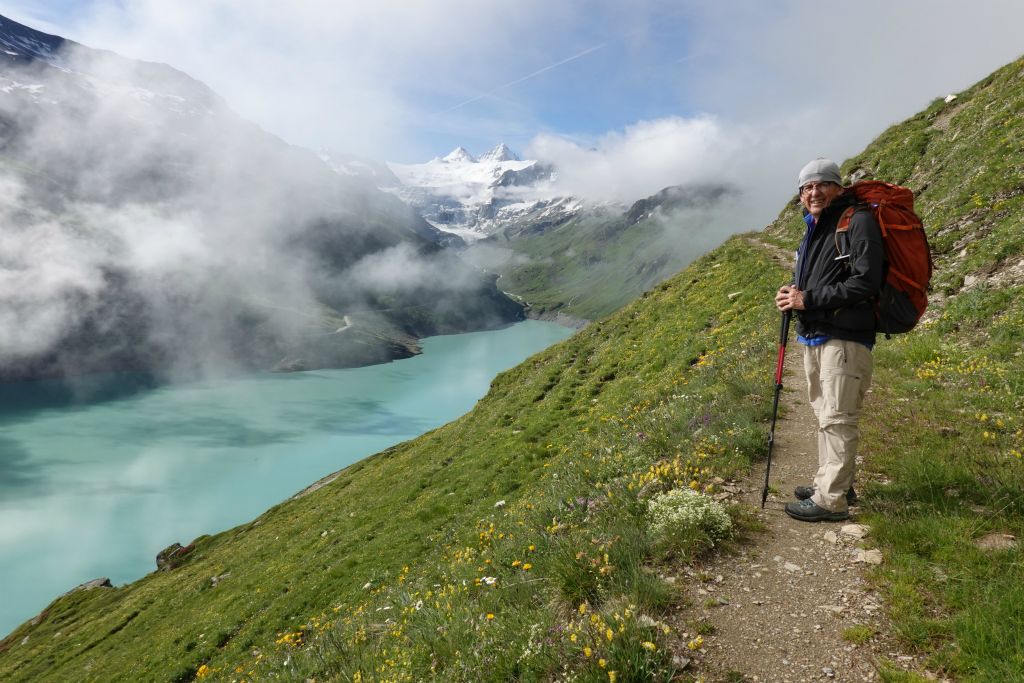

{"left": 680, "top": 0, "right": 1024, "bottom": 198}
{"left": 0, "top": 178, "right": 107, "bottom": 356}
{"left": 346, "top": 243, "right": 476, "bottom": 293}
{"left": 60, "top": 0, "right": 582, "bottom": 161}
{"left": 528, "top": 116, "right": 743, "bottom": 203}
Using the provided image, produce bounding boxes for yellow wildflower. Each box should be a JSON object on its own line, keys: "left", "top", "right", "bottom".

{"left": 641, "top": 640, "right": 657, "bottom": 651}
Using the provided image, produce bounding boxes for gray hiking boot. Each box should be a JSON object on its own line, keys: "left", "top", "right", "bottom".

{"left": 784, "top": 498, "right": 850, "bottom": 523}
{"left": 794, "top": 485, "right": 858, "bottom": 506}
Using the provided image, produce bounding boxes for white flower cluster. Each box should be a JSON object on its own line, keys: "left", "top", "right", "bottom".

{"left": 647, "top": 487, "right": 732, "bottom": 544}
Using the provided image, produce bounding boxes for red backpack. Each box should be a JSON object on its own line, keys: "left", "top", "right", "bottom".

{"left": 836, "top": 181, "right": 933, "bottom": 335}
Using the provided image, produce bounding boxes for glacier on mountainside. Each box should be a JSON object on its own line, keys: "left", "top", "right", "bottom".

{"left": 380, "top": 144, "right": 583, "bottom": 242}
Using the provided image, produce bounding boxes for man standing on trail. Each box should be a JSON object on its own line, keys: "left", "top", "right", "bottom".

{"left": 774, "top": 158, "right": 884, "bottom": 522}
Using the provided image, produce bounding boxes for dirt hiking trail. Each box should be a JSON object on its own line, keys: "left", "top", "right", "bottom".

{"left": 676, "top": 340, "right": 942, "bottom": 682}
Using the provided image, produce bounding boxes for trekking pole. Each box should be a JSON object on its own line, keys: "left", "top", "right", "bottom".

{"left": 761, "top": 309, "right": 791, "bottom": 508}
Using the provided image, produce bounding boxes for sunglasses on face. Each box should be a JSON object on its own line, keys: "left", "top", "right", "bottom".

{"left": 799, "top": 182, "right": 837, "bottom": 195}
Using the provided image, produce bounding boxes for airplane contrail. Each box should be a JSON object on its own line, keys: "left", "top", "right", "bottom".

{"left": 441, "top": 43, "right": 608, "bottom": 114}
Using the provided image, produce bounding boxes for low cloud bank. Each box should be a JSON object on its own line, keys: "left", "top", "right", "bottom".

{"left": 0, "top": 44, "right": 510, "bottom": 380}
{"left": 527, "top": 116, "right": 741, "bottom": 205}
{"left": 527, "top": 114, "right": 804, "bottom": 241}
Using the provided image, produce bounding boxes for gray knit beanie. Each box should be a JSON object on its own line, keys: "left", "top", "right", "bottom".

{"left": 797, "top": 158, "right": 842, "bottom": 188}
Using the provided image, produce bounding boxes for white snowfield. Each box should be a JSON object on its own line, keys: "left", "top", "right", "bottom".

{"left": 388, "top": 145, "right": 535, "bottom": 203}
{"left": 378, "top": 144, "right": 581, "bottom": 241}
{"left": 0, "top": 78, "right": 44, "bottom": 96}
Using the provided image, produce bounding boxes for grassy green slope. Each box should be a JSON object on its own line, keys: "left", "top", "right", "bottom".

{"left": 492, "top": 206, "right": 721, "bottom": 321}
{"left": 0, "top": 238, "right": 783, "bottom": 681}
{"left": 2, "top": 55, "right": 1022, "bottom": 683}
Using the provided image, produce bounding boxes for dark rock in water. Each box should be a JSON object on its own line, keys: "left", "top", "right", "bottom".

{"left": 156, "top": 542, "right": 195, "bottom": 571}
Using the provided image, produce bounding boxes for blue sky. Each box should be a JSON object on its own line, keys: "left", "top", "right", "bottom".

{"left": 1, "top": 1, "right": 708, "bottom": 158}
{"left": 3, "top": 1, "right": 1024, "bottom": 215}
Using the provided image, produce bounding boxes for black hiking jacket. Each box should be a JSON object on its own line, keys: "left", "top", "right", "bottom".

{"left": 793, "top": 191, "right": 885, "bottom": 345}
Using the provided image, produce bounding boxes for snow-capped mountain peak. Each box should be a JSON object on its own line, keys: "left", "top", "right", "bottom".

{"left": 385, "top": 144, "right": 580, "bottom": 243}
{"left": 443, "top": 146, "right": 476, "bottom": 163}
{"left": 478, "top": 143, "right": 519, "bottom": 163}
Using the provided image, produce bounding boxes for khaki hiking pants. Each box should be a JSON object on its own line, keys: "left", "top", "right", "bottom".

{"left": 803, "top": 339, "right": 874, "bottom": 513}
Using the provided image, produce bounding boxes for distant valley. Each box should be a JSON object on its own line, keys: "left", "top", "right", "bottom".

{"left": 331, "top": 142, "right": 737, "bottom": 321}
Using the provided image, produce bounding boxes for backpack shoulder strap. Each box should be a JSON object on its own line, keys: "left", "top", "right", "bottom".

{"left": 835, "top": 205, "right": 862, "bottom": 255}
{"left": 836, "top": 206, "right": 857, "bottom": 233}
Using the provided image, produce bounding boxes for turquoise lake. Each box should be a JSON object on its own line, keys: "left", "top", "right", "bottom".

{"left": 0, "top": 320, "right": 574, "bottom": 636}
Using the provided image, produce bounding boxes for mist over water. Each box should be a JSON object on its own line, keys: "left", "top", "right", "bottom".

{"left": 0, "top": 36, "right": 523, "bottom": 383}
{"left": 0, "top": 320, "right": 573, "bottom": 636}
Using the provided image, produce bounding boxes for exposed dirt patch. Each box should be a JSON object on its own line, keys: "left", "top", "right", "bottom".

{"left": 929, "top": 99, "right": 965, "bottom": 132}
{"left": 745, "top": 236, "right": 794, "bottom": 272}
{"left": 974, "top": 532, "right": 1018, "bottom": 552}
{"left": 962, "top": 256, "right": 1024, "bottom": 292}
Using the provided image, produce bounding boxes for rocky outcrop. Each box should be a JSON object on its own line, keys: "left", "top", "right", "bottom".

{"left": 156, "top": 543, "right": 195, "bottom": 571}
